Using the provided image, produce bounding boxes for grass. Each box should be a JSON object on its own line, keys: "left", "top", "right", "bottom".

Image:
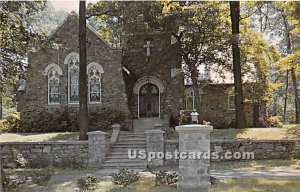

{"left": 3, "top": 159, "right": 300, "bottom": 191}
{"left": 1, "top": 124, "right": 300, "bottom": 142}
{"left": 0, "top": 132, "right": 79, "bottom": 142}
{"left": 8, "top": 177, "right": 300, "bottom": 192}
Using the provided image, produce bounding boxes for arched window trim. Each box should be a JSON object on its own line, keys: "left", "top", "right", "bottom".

{"left": 185, "top": 88, "right": 203, "bottom": 111}
{"left": 87, "top": 62, "right": 104, "bottom": 104}
{"left": 44, "top": 63, "right": 63, "bottom": 76}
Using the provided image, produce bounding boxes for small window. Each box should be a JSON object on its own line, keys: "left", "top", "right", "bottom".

{"left": 228, "top": 95, "right": 235, "bottom": 110}
{"left": 48, "top": 67, "right": 60, "bottom": 105}
{"left": 185, "top": 89, "right": 195, "bottom": 110}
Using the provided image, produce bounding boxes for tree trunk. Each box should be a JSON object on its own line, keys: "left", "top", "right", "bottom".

{"left": 291, "top": 68, "right": 300, "bottom": 123}
{"left": 79, "top": 1, "right": 89, "bottom": 140}
{"left": 183, "top": 53, "right": 201, "bottom": 115}
{"left": 283, "top": 70, "right": 289, "bottom": 122}
{"left": 0, "top": 156, "right": 3, "bottom": 192}
{"left": 0, "top": 88, "right": 2, "bottom": 120}
{"left": 230, "top": 1, "right": 247, "bottom": 128}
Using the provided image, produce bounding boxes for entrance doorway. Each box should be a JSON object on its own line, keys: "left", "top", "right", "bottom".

{"left": 139, "top": 83, "right": 159, "bottom": 118}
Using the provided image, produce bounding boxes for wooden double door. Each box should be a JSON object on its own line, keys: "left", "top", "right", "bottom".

{"left": 139, "top": 83, "right": 159, "bottom": 118}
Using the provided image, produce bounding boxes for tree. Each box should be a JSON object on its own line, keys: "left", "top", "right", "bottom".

{"left": 79, "top": 0, "right": 89, "bottom": 140}
{"left": 230, "top": 1, "right": 247, "bottom": 128}
{"left": 88, "top": 1, "right": 231, "bottom": 116}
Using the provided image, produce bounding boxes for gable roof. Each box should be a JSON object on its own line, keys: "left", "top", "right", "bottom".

{"left": 48, "top": 14, "right": 120, "bottom": 50}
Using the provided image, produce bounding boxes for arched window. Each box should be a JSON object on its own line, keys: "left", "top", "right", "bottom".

{"left": 48, "top": 67, "right": 60, "bottom": 104}
{"left": 44, "top": 63, "right": 62, "bottom": 105}
{"left": 87, "top": 62, "right": 103, "bottom": 104}
{"left": 185, "top": 88, "right": 203, "bottom": 111}
{"left": 185, "top": 89, "right": 195, "bottom": 110}
{"left": 66, "top": 53, "right": 80, "bottom": 104}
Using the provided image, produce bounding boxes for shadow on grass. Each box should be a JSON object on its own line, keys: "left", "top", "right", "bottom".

{"left": 46, "top": 132, "right": 79, "bottom": 141}
{"left": 211, "top": 128, "right": 248, "bottom": 140}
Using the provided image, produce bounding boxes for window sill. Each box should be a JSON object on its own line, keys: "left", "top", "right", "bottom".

{"left": 48, "top": 104, "right": 60, "bottom": 107}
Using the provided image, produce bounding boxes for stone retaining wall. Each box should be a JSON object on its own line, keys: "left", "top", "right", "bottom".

{"left": 165, "top": 139, "right": 300, "bottom": 164}
{"left": 0, "top": 141, "right": 89, "bottom": 168}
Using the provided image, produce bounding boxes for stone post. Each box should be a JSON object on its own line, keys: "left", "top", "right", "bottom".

{"left": 154, "top": 124, "right": 162, "bottom": 130}
{"left": 175, "top": 124, "right": 213, "bottom": 191}
{"left": 87, "top": 131, "right": 109, "bottom": 167}
{"left": 145, "top": 129, "right": 165, "bottom": 167}
{"left": 110, "top": 124, "right": 121, "bottom": 145}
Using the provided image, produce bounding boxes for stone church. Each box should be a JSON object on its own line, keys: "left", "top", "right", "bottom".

{"left": 18, "top": 15, "right": 266, "bottom": 130}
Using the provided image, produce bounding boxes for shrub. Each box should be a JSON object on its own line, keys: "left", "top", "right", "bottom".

{"left": 267, "top": 116, "right": 283, "bottom": 128}
{"left": 150, "top": 169, "right": 178, "bottom": 186}
{"left": 77, "top": 175, "right": 99, "bottom": 190}
{"left": 89, "top": 109, "right": 126, "bottom": 131}
{"left": 28, "top": 108, "right": 79, "bottom": 132}
{"left": 177, "top": 110, "right": 192, "bottom": 125}
{"left": 111, "top": 168, "right": 140, "bottom": 187}
{"left": 0, "top": 112, "right": 20, "bottom": 133}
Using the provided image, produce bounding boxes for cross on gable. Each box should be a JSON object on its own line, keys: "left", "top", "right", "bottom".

{"left": 143, "top": 41, "right": 153, "bottom": 57}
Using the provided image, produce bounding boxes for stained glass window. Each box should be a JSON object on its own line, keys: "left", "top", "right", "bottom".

{"left": 88, "top": 66, "right": 101, "bottom": 103}
{"left": 48, "top": 67, "right": 60, "bottom": 104}
{"left": 228, "top": 95, "right": 235, "bottom": 110}
{"left": 69, "top": 58, "right": 79, "bottom": 104}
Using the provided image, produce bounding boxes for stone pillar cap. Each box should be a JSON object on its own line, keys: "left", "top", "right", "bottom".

{"left": 145, "top": 129, "right": 165, "bottom": 134}
{"left": 112, "top": 124, "right": 121, "bottom": 128}
{"left": 175, "top": 124, "right": 213, "bottom": 132}
{"left": 87, "top": 131, "right": 108, "bottom": 135}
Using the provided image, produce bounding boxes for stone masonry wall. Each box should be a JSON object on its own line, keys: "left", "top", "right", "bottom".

{"left": 123, "top": 32, "right": 185, "bottom": 122}
{"left": 0, "top": 141, "right": 88, "bottom": 168}
{"left": 164, "top": 139, "right": 300, "bottom": 165}
{"left": 193, "top": 84, "right": 266, "bottom": 128}
{"left": 20, "top": 15, "right": 130, "bottom": 126}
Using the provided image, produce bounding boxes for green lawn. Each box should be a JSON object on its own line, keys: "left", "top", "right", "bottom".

{"left": 7, "top": 177, "right": 300, "bottom": 192}
{"left": 0, "top": 124, "right": 300, "bottom": 142}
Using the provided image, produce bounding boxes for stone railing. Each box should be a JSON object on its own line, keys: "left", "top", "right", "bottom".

{"left": 164, "top": 139, "right": 300, "bottom": 164}
{"left": 0, "top": 131, "right": 110, "bottom": 168}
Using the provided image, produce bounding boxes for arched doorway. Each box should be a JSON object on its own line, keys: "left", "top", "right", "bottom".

{"left": 139, "top": 83, "right": 159, "bottom": 118}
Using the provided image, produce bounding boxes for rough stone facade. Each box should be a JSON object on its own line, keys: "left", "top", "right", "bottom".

{"left": 187, "top": 84, "right": 267, "bottom": 128}
{"left": 18, "top": 14, "right": 266, "bottom": 129}
{"left": 123, "top": 33, "right": 185, "bottom": 122}
{"left": 19, "top": 15, "right": 129, "bottom": 126}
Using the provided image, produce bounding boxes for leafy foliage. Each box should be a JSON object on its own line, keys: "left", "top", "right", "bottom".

{"left": 111, "top": 168, "right": 140, "bottom": 187}
{"left": 77, "top": 175, "right": 99, "bottom": 190}
{"left": 89, "top": 109, "right": 126, "bottom": 131}
{"left": 150, "top": 169, "right": 178, "bottom": 186}
{"left": 20, "top": 108, "right": 78, "bottom": 133}
{"left": 0, "top": 112, "right": 20, "bottom": 132}
{"left": 267, "top": 116, "right": 284, "bottom": 128}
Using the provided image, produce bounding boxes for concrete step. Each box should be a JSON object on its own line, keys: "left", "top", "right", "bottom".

{"left": 115, "top": 142, "right": 146, "bottom": 145}
{"left": 104, "top": 160, "right": 147, "bottom": 166}
{"left": 102, "top": 164, "right": 147, "bottom": 169}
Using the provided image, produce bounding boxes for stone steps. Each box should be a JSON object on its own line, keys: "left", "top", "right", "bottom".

{"left": 103, "top": 131, "right": 147, "bottom": 170}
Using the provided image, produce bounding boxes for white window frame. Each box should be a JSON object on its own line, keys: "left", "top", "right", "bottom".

{"left": 65, "top": 52, "right": 80, "bottom": 105}
{"left": 185, "top": 88, "right": 202, "bottom": 111}
{"left": 87, "top": 62, "right": 104, "bottom": 104}
{"left": 44, "top": 63, "right": 62, "bottom": 105}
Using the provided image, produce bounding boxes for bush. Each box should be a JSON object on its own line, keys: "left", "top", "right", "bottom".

{"left": 267, "top": 116, "right": 283, "bottom": 128}
{"left": 89, "top": 109, "right": 126, "bottom": 131}
{"left": 111, "top": 168, "right": 140, "bottom": 187}
{"left": 77, "top": 175, "right": 99, "bottom": 190}
{"left": 177, "top": 110, "right": 192, "bottom": 125}
{"left": 26, "top": 108, "right": 78, "bottom": 132}
{"left": 150, "top": 169, "right": 178, "bottom": 186}
{"left": 0, "top": 112, "right": 20, "bottom": 132}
